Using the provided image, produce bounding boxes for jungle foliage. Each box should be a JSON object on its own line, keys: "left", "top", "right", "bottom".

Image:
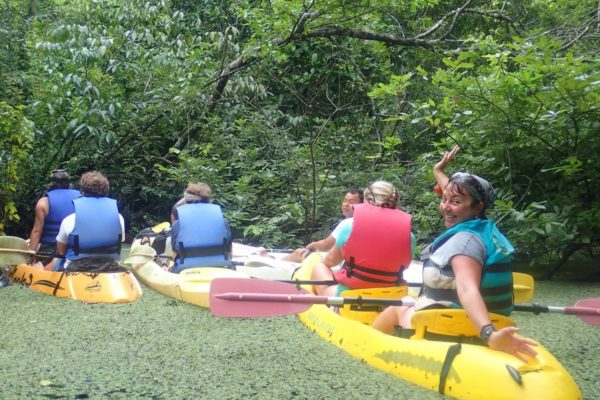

{"left": 1, "top": 0, "right": 598, "bottom": 276}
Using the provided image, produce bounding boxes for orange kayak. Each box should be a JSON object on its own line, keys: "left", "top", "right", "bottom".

{"left": 8, "top": 263, "right": 142, "bottom": 303}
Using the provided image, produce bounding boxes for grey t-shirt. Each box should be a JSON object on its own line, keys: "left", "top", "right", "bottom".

{"left": 415, "top": 231, "right": 486, "bottom": 310}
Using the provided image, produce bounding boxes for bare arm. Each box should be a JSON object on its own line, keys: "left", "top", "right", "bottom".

{"left": 434, "top": 145, "right": 460, "bottom": 190}
{"left": 452, "top": 255, "right": 538, "bottom": 361}
{"left": 311, "top": 245, "right": 345, "bottom": 295}
{"left": 452, "top": 255, "right": 492, "bottom": 328}
{"left": 56, "top": 241, "right": 68, "bottom": 256}
{"left": 306, "top": 235, "right": 335, "bottom": 252}
{"left": 29, "top": 197, "right": 49, "bottom": 251}
{"left": 322, "top": 245, "right": 344, "bottom": 268}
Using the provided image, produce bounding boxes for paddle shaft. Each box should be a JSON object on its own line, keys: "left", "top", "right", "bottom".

{"left": 153, "top": 254, "right": 243, "bottom": 266}
{"left": 37, "top": 251, "right": 65, "bottom": 259}
{"left": 278, "top": 279, "right": 422, "bottom": 287}
{"left": 216, "top": 292, "right": 414, "bottom": 307}
{"left": 263, "top": 248, "right": 294, "bottom": 253}
{"left": 514, "top": 304, "right": 600, "bottom": 316}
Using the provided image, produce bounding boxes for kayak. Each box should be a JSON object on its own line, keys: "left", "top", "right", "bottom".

{"left": 294, "top": 253, "right": 582, "bottom": 400}
{"left": 126, "top": 239, "right": 301, "bottom": 307}
{"left": 8, "top": 263, "right": 142, "bottom": 304}
{"left": 130, "top": 260, "right": 246, "bottom": 308}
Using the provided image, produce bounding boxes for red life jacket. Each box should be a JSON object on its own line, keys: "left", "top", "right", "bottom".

{"left": 334, "top": 203, "right": 412, "bottom": 289}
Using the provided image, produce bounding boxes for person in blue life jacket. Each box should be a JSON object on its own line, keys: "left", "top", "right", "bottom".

{"left": 372, "top": 145, "right": 538, "bottom": 361}
{"left": 52, "top": 171, "right": 125, "bottom": 271}
{"left": 29, "top": 169, "right": 80, "bottom": 253}
{"left": 311, "top": 181, "right": 416, "bottom": 296}
{"left": 170, "top": 182, "right": 232, "bottom": 273}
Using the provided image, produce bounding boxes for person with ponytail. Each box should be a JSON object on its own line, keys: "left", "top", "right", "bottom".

{"left": 311, "top": 180, "right": 415, "bottom": 296}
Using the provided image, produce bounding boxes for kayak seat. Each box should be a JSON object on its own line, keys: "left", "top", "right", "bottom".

{"left": 411, "top": 309, "right": 515, "bottom": 340}
{"left": 339, "top": 285, "right": 408, "bottom": 325}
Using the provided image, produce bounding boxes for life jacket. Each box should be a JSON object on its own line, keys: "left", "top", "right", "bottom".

{"left": 171, "top": 203, "right": 232, "bottom": 273}
{"left": 41, "top": 188, "right": 80, "bottom": 245}
{"left": 66, "top": 197, "right": 122, "bottom": 261}
{"left": 334, "top": 203, "right": 412, "bottom": 289}
{"left": 422, "top": 218, "right": 514, "bottom": 315}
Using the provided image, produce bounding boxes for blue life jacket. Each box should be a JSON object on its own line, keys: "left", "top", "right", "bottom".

{"left": 41, "top": 189, "right": 80, "bottom": 245}
{"left": 171, "top": 203, "right": 232, "bottom": 273}
{"left": 426, "top": 218, "right": 514, "bottom": 315}
{"left": 66, "top": 197, "right": 122, "bottom": 261}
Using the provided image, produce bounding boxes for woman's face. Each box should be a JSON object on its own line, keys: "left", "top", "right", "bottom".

{"left": 439, "top": 184, "right": 484, "bottom": 228}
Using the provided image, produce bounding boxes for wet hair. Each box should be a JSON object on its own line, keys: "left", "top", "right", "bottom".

{"left": 364, "top": 181, "right": 398, "bottom": 209}
{"left": 183, "top": 182, "right": 212, "bottom": 203}
{"left": 446, "top": 172, "right": 496, "bottom": 218}
{"left": 79, "top": 171, "right": 110, "bottom": 197}
{"left": 347, "top": 189, "right": 364, "bottom": 202}
{"left": 48, "top": 169, "right": 72, "bottom": 190}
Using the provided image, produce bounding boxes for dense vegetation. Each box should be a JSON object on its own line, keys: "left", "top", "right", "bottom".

{"left": 1, "top": 0, "right": 599, "bottom": 276}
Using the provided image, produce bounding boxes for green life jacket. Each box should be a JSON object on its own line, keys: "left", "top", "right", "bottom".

{"left": 427, "top": 219, "right": 515, "bottom": 316}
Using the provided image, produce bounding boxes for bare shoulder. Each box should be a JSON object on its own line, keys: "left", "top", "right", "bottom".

{"left": 35, "top": 196, "right": 49, "bottom": 212}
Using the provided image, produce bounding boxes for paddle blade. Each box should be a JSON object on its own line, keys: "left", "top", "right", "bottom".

{"left": 0, "top": 236, "right": 35, "bottom": 265}
{"left": 513, "top": 272, "right": 534, "bottom": 304}
{"left": 573, "top": 298, "right": 600, "bottom": 326}
{"left": 0, "top": 251, "right": 30, "bottom": 265}
{"left": 0, "top": 236, "right": 30, "bottom": 251}
{"left": 209, "top": 278, "right": 313, "bottom": 318}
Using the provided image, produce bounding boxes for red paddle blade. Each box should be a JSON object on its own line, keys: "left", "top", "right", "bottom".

{"left": 209, "top": 278, "right": 314, "bottom": 318}
{"left": 573, "top": 298, "right": 600, "bottom": 326}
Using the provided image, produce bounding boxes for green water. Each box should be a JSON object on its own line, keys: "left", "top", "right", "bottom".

{"left": 1, "top": 274, "right": 598, "bottom": 399}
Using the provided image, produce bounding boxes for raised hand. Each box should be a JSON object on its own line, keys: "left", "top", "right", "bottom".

{"left": 434, "top": 144, "right": 461, "bottom": 191}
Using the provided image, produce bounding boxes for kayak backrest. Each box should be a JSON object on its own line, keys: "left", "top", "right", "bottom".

{"left": 411, "top": 309, "right": 515, "bottom": 339}
{"left": 339, "top": 285, "right": 408, "bottom": 325}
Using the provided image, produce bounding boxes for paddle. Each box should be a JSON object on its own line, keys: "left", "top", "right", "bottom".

{"left": 0, "top": 236, "right": 36, "bottom": 265}
{"left": 209, "top": 278, "right": 600, "bottom": 326}
{"left": 277, "top": 271, "right": 534, "bottom": 304}
{"left": 210, "top": 278, "right": 414, "bottom": 317}
{"left": 514, "top": 299, "right": 600, "bottom": 326}
{"left": 261, "top": 248, "right": 294, "bottom": 253}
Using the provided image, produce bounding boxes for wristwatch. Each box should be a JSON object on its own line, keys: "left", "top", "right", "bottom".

{"left": 480, "top": 323, "right": 497, "bottom": 344}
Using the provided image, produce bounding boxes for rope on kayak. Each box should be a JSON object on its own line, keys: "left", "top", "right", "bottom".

{"left": 438, "top": 343, "right": 461, "bottom": 395}
{"left": 67, "top": 257, "right": 128, "bottom": 273}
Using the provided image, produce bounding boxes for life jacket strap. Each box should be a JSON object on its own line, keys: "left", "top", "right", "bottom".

{"left": 439, "top": 343, "right": 462, "bottom": 395}
{"left": 484, "top": 262, "right": 512, "bottom": 273}
{"left": 344, "top": 257, "right": 404, "bottom": 284}
{"left": 72, "top": 234, "right": 121, "bottom": 256}
{"left": 178, "top": 238, "right": 230, "bottom": 265}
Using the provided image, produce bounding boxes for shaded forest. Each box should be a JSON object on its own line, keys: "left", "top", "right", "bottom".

{"left": 1, "top": 0, "right": 599, "bottom": 277}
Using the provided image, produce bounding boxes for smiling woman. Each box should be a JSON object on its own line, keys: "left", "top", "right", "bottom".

{"left": 373, "top": 147, "right": 538, "bottom": 362}
{"left": 439, "top": 172, "right": 493, "bottom": 228}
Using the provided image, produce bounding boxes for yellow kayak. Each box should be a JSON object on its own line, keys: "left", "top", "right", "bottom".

{"left": 130, "top": 258, "right": 247, "bottom": 308}
{"left": 294, "top": 253, "right": 582, "bottom": 400}
{"left": 126, "top": 236, "right": 301, "bottom": 307}
{"left": 8, "top": 263, "right": 142, "bottom": 304}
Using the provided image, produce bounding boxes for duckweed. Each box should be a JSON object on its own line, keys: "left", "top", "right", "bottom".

{"left": 0, "top": 274, "right": 598, "bottom": 399}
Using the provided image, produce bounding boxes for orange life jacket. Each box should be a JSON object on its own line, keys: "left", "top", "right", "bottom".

{"left": 334, "top": 203, "right": 412, "bottom": 288}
